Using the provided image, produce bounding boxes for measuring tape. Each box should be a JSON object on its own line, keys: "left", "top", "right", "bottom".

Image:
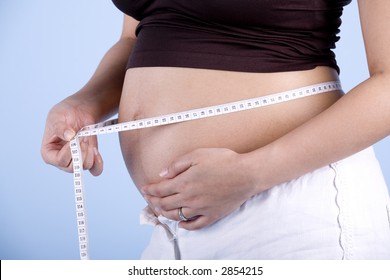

{"left": 69, "top": 81, "right": 341, "bottom": 259}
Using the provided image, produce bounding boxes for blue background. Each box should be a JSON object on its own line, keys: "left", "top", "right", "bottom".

{"left": 0, "top": 0, "right": 389, "bottom": 260}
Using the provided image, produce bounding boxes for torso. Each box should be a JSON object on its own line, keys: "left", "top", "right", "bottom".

{"left": 118, "top": 66, "right": 343, "bottom": 188}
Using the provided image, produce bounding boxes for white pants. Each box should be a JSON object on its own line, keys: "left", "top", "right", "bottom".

{"left": 140, "top": 147, "right": 390, "bottom": 259}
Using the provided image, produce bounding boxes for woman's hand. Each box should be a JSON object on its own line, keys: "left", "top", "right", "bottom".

{"left": 41, "top": 97, "right": 103, "bottom": 176}
{"left": 141, "top": 148, "right": 259, "bottom": 230}
{"left": 41, "top": 16, "right": 139, "bottom": 176}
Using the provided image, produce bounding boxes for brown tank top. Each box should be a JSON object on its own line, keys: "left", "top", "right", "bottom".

{"left": 112, "top": 0, "right": 351, "bottom": 74}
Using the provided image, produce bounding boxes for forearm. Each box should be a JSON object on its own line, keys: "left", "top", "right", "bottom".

{"left": 68, "top": 36, "right": 135, "bottom": 122}
{"left": 246, "top": 72, "right": 390, "bottom": 192}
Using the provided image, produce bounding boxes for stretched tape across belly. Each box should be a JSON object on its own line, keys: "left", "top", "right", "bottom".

{"left": 69, "top": 81, "right": 341, "bottom": 259}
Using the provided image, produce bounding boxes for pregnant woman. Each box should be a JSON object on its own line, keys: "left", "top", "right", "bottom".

{"left": 41, "top": 0, "right": 390, "bottom": 259}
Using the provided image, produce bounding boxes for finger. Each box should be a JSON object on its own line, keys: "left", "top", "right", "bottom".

{"left": 144, "top": 194, "right": 182, "bottom": 213}
{"left": 56, "top": 143, "right": 73, "bottom": 171}
{"left": 43, "top": 140, "right": 73, "bottom": 172}
{"left": 159, "top": 152, "right": 196, "bottom": 179}
{"left": 84, "top": 144, "right": 95, "bottom": 171}
{"left": 89, "top": 147, "right": 104, "bottom": 176}
{"left": 179, "top": 215, "right": 212, "bottom": 231}
{"left": 161, "top": 206, "right": 199, "bottom": 222}
{"left": 41, "top": 119, "right": 77, "bottom": 169}
{"left": 80, "top": 135, "right": 103, "bottom": 176}
{"left": 84, "top": 135, "right": 99, "bottom": 151}
{"left": 80, "top": 141, "right": 95, "bottom": 171}
{"left": 53, "top": 120, "right": 76, "bottom": 141}
{"left": 58, "top": 139, "right": 103, "bottom": 176}
{"left": 141, "top": 180, "right": 180, "bottom": 197}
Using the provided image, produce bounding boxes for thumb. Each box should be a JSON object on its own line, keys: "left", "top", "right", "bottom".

{"left": 53, "top": 121, "right": 76, "bottom": 141}
{"left": 63, "top": 128, "right": 76, "bottom": 141}
{"left": 159, "top": 153, "right": 195, "bottom": 179}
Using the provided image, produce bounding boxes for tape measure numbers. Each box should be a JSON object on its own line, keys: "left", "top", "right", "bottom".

{"left": 69, "top": 81, "right": 341, "bottom": 259}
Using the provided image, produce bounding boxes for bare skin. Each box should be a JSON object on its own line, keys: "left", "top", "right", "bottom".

{"left": 118, "top": 66, "right": 342, "bottom": 188}
{"left": 118, "top": 65, "right": 342, "bottom": 224}
{"left": 42, "top": 0, "right": 390, "bottom": 231}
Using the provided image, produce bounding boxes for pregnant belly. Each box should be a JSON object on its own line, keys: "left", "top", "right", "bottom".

{"left": 118, "top": 67, "right": 342, "bottom": 188}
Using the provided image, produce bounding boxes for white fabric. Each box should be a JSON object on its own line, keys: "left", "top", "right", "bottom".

{"left": 140, "top": 147, "right": 390, "bottom": 260}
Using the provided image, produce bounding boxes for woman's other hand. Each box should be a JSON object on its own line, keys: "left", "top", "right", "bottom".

{"left": 141, "top": 148, "right": 259, "bottom": 230}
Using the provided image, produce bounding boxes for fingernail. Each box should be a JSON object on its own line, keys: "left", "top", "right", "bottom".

{"left": 159, "top": 169, "right": 168, "bottom": 177}
{"left": 64, "top": 129, "right": 76, "bottom": 141}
